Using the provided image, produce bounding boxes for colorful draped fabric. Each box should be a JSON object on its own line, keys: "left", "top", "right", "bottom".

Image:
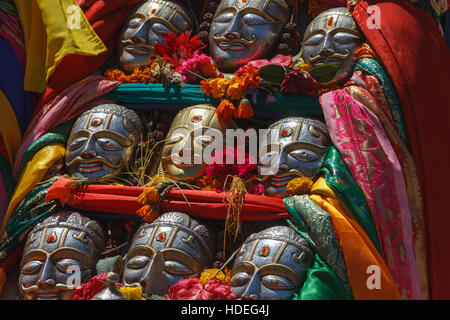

{"left": 0, "top": 10, "right": 25, "bottom": 69}
{"left": 0, "top": 176, "right": 60, "bottom": 263}
{"left": 285, "top": 179, "right": 402, "bottom": 300}
{"left": 318, "top": 146, "right": 381, "bottom": 253}
{"left": 36, "top": 0, "right": 143, "bottom": 110}
{"left": 320, "top": 76, "right": 420, "bottom": 299}
{"left": 350, "top": 0, "right": 450, "bottom": 300}
{"left": 14, "top": 0, "right": 107, "bottom": 93}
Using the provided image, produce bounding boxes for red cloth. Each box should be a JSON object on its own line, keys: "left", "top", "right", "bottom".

{"left": 350, "top": 0, "right": 450, "bottom": 299}
{"left": 34, "top": 0, "right": 142, "bottom": 115}
{"left": 44, "top": 177, "right": 290, "bottom": 221}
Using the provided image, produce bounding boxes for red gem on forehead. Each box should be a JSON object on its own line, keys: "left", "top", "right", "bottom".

{"left": 157, "top": 232, "right": 166, "bottom": 242}
{"left": 46, "top": 232, "right": 57, "bottom": 243}
{"left": 259, "top": 245, "right": 270, "bottom": 257}
{"left": 281, "top": 128, "right": 292, "bottom": 137}
{"left": 242, "top": 0, "right": 247, "bottom": 2}
{"left": 191, "top": 115, "right": 203, "bottom": 122}
{"left": 91, "top": 118, "right": 103, "bottom": 127}
{"left": 327, "top": 16, "right": 334, "bottom": 26}
{"left": 151, "top": 8, "right": 156, "bottom": 14}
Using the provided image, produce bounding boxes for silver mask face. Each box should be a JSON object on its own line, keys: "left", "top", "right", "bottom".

{"left": 65, "top": 104, "right": 143, "bottom": 181}
{"left": 209, "top": 0, "right": 290, "bottom": 73}
{"left": 259, "top": 117, "right": 331, "bottom": 197}
{"left": 302, "top": 7, "right": 364, "bottom": 85}
{"left": 18, "top": 212, "right": 106, "bottom": 300}
{"left": 229, "top": 226, "right": 313, "bottom": 300}
{"left": 123, "top": 212, "right": 215, "bottom": 292}
{"left": 118, "top": 0, "right": 194, "bottom": 72}
{"left": 160, "top": 104, "right": 234, "bottom": 182}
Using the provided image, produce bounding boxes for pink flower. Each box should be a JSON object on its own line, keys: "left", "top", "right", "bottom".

{"left": 165, "top": 278, "right": 236, "bottom": 300}
{"left": 173, "top": 52, "right": 216, "bottom": 84}
{"left": 235, "top": 54, "right": 292, "bottom": 76}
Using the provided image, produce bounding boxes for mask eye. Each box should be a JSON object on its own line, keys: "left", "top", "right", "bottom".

{"left": 164, "top": 260, "right": 193, "bottom": 276}
{"left": 126, "top": 256, "right": 150, "bottom": 270}
{"left": 304, "top": 34, "right": 324, "bottom": 46}
{"left": 151, "top": 23, "right": 170, "bottom": 37}
{"left": 129, "top": 17, "right": 142, "bottom": 28}
{"left": 333, "top": 32, "right": 361, "bottom": 44}
{"left": 242, "top": 13, "right": 270, "bottom": 25}
{"left": 97, "top": 138, "right": 122, "bottom": 151}
{"left": 68, "top": 137, "right": 88, "bottom": 151}
{"left": 229, "top": 272, "right": 251, "bottom": 287}
{"left": 21, "top": 261, "right": 43, "bottom": 275}
{"left": 214, "top": 12, "right": 234, "bottom": 23}
{"left": 261, "top": 275, "right": 295, "bottom": 290}
{"left": 289, "top": 149, "right": 319, "bottom": 162}
{"left": 55, "top": 259, "right": 85, "bottom": 274}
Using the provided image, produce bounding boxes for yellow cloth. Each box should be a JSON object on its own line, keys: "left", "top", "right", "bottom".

{"left": 14, "top": 0, "right": 107, "bottom": 92}
{"left": 0, "top": 90, "right": 22, "bottom": 165}
{"left": 310, "top": 177, "right": 402, "bottom": 300}
{"left": 1, "top": 144, "right": 65, "bottom": 234}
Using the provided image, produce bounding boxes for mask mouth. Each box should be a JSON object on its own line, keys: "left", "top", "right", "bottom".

{"left": 121, "top": 40, "right": 154, "bottom": 55}
{"left": 67, "top": 157, "right": 122, "bottom": 174}
{"left": 213, "top": 33, "right": 256, "bottom": 51}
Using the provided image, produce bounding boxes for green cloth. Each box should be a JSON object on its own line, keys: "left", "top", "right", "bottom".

{"left": 284, "top": 196, "right": 353, "bottom": 300}
{"left": 284, "top": 195, "right": 351, "bottom": 294}
{"left": 294, "top": 253, "right": 353, "bottom": 300}
{"left": 0, "top": 176, "right": 60, "bottom": 262}
{"left": 105, "top": 83, "right": 323, "bottom": 116}
{"left": 15, "top": 120, "right": 74, "bottom": 183}
{"left": 355, "top": 57, "right": 409, "bottom": 148}
{"left": 318, "top": 146, "right": 381, "bottom": 253}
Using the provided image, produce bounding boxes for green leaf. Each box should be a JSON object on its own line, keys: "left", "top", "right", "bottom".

{"left": 308, "top": 64, "right": 341, "bottom": 83}
{"left": 259, "top": 64, "right": 291, "bottom": 85}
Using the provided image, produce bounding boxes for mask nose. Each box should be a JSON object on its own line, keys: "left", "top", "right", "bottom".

{"left": 37, "top": 261, "right": 56, "bottom": 289}
{"left": 241, "top": 273, "right": 261, "bottom": 300}
{"left": 80, "top": 137, "right": 97, "bottom": 159}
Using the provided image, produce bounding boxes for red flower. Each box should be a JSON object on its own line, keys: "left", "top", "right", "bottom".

{"left": 72, "top": 273, "right": 111, "bottom": 300}
{"left": 154, "top": 31, "right": 206, "bottom": 67}
{"left": 281, "top": 69, "right": 320, "bottom": 97}
{"left": 165, "top": 278, "right": 236, "bottom": 300}
{"left": 235, "top": 54, "right": 292, "bottom": 76}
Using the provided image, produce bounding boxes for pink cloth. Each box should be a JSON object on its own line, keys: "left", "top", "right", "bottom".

{"left": 13, "top": 75, "right": 120, "bottom": 176}
{"left": 320, "top": 84, "right": 421, "bottom": 300}
{"left": 0, "top": 11, "right": 25, "bottom": 69}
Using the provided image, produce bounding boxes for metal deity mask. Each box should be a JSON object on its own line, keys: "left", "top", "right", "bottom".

{"left": 118, "top": 0, "right": 195, "bottom": 72}
{"left": 160, "top": 104, "right": 234, "bottom": 182}
{"left": 229, "top": 225, "right": 313, "bottom": 300}
{"left": 18, "top": 212, "right": 106, "bottom": 300}
{"left": 259, "top": 117, "right": 331, "bottom": 197}
{"left": 209, "top": 0, "right": 290, "bottom": 73}
{"left": 302, "top": 7, "right": 364, "bottom": 86}
{"left": 65, "top": 104, "right": 144, "bottom": 181}
{"left": 123, "top": 212, "right": 215, "bottom": 293}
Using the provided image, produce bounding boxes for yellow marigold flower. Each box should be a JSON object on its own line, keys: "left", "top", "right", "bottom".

{"left": 199, "top": 268, "right": 232, "bottom": 285}
{"left": 226, "top": 78, "right": 245, "bottom": 101}
{"left": 119, "top": 286, "right": 146, "bottom": 300}
{"left": 137, "top": 186, "right": 160, "bottom": 205}
{"left": 210, "top": 78, "right": 232, "bottom": 99}
{"left": 285, "top": 176, "right": 314, "bottom": 196}
{"left": 295, "top": 63, "right": 312, "bottom": 72}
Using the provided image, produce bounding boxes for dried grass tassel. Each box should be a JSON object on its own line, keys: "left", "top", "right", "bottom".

{"left": 223, "top": 176, "right": 247, "bottom": 253}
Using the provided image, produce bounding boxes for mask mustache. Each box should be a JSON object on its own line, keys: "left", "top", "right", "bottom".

{"left": 21, "top": 283, "right": 73, "bottom": 294}
{"left": 121, "top": 39, "right": 154, "bottom": 51}
{"left": 213, "top": 33, "right": 257, "bottom": 47}
{"left": 307, "top": 49, "right": 351, "bottom": 64}
{"left": 66, "top": 156, "right": 122, "bottom": 170}
{"left": 259, "top": 169, "right": 306, "bottom": 182}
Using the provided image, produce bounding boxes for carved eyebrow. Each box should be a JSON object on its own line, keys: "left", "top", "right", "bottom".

{"left": 92, "top": 130, "right": 133, "bottom": 147}
{"left": 214, "top": 7, "right": 279, "bottom": 24}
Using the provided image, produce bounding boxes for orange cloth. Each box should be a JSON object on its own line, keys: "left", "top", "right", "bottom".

{"left": 310, "top": 178, "right": 402, "bottom": 299}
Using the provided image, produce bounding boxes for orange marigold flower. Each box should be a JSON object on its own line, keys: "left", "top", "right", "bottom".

{"left": 137, "top": 186, "right": 160, "bottom": 205}
{"left": 201, "top": 62, "right": 219, "bottom": 79}
{"left": 234, "top": 98, "right": 253, "bottom": 119}
{"left": 199, "top": 268, "right": 232, "bottom": 285}
{"left": 216, "top": 99, "right": 236, "bottom": 120}
{"left": 285, "top": 176, "right": 314, "bottom": 196}
{"left": 136, "top": 205, "right": 159, "bottom": 223}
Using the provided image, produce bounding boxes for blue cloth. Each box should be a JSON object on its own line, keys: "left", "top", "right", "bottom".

{"left": 106, "top": 83, "right": 323, "bottom": 118}
{"left": 0, "top": 37, "right": 32, "bottom": 134}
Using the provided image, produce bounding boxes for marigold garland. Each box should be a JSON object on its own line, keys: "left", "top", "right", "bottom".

{"left": 119, "top": 285, "right": 146, "bottom": 300}
{"left": 285, "top": 176, "right": 314, "bottom": 196}
{"left": 199, "top": 268, "right": 232, "bottom": 285}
